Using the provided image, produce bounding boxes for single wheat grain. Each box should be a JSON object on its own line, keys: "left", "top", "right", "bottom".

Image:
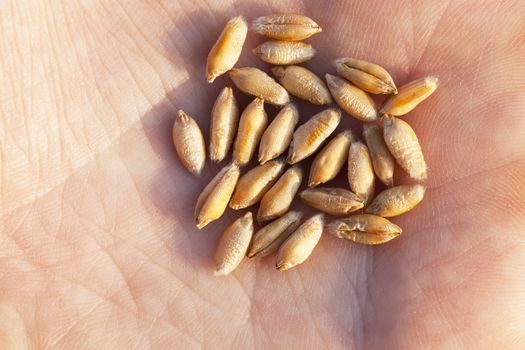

{"left": 333, "top": 57, "right": 397, "bottom": 94}
{"left": 258, "top": 103, "right": 299, "bottom": 164}
{"left": 248, "top": 210, "right": 303, "bottom": 258}
{"left": 273, "top": 65, "right": 332, "bottom": 105}
{"left": 214, "top": 212, "right": 254, "bottom": 275}
{"left": 172, "top": 110, "right": 206, "bottom": 175}
{"left": 209, "top": 87, "right": 239, "bottom": 162}
{"left": 253, "top": 40, "right": 315, "bottom": 65}
{"left": 276, "top": 213, "right": 324, "bottom": 271}
{"left": 326, "top": 214, "right": 402, "bottom": 245}
{"left": 251, "top": 14, "right": 322, "bottom": 41}
{"left": 299, "top": 187, "right": 364, "bottom": 216}
{"left": 206, "top": 16, "right": 248, "bottom": 83}
{"left": 288, "top": 108, "right": 341, "bottom": 164}
{"left": 366, "top": 184, "right": 426, "bottom": 217}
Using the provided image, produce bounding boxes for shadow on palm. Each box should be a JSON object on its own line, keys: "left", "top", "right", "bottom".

{"left": 139, "top": 2, "right": 525, "bottom": 347}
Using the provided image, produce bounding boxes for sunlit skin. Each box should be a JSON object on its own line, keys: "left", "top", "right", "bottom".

{"left": 0, "top": 1, "right": 524, "bottom": 348}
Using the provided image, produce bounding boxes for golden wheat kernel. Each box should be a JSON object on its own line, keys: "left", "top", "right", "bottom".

{"left": 366, "top": 184, "right": 426, "bottom": 217}
{"left": 308, "top": 130, "right": 353, "bottom": 187}
{"left": 194, "top": 163, "right": 240, "bottom": 229}
{"left": 209, "top": 87, "right": 239, "bottom": 162}
{"left": 172, "top": 110, "right": 206, "bottom": 175}
{"left": 229, "top": 158, "right": 286, "bottom": 209}
{"left": 326, "top": 214, "right": 402, "bottom": 245}
{"left": 258, "top": 103, "right": 299, "bottom": 164}
{"left": 251, "top": 14, "right": 322, "bottom": 41}
{"left": 288, "top": 108, "right": 341, "bottom": 164}
{"left": 333, "top": 57, "right": 397, "bottom": 94}
{"left": 206, "top": 16, "right": 248, "bottom": 83}
{"left": 214, "top": 212, "right": 254, "bottom": 276}
{"left": 272, "top": 65, "right": 332, "bottom": 105}
{"left": 229, "top": 67, "right": 290, "bottom": 105}
{"left": 275, "top": 213, "right": 324, "bottom": 271}
{"left": 253, "top": 40, "right": 315, "bottom": 65}
{"left": 232, "top": 98, "right": 269, "bottom": 166}
{"left": 248, "top": 210, "right": 303, "bottom": 258}
{"left": 382, "top": 116, "right": 427, "bottom": 181}
{"left": 380, "top": 76, "right": 439, "bottom": 116}
{"left": 257, "top": 165, "right": 303, "bottom": 224}
{"left": 299, "top": 187, "right": 364, "bottom": 216}
{"left": 325, "top": 74, "right": 378, "bottom": 122}
{"left": 347, "top": 140, "right": 375, "bottom": 205}
{"left": 362, "top": 124, "right": 395, "bottom": 187}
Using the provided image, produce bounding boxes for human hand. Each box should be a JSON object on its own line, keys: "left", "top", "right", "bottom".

{"left": 1, "top": 1, "right": 524, "bottom": 348}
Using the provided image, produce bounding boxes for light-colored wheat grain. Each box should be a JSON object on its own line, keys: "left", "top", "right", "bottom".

{"left": 333, "top": 57, "right": 397, "bottom": 94}
{"left": 348, "top": 140, "right": 375, "bottom": 205}
{"left": 229, "top": 67, "right": 290, "bottom": 105}
{"left": 230, "top": 158, "right": 286, "bottom": 209}
{"left": 253, "top": 40, "right": 315, "bottom": 65}
{"left": 299, "top": 187, "right": 364, "bottom": 216}
{"left": 326, "top": 214, "right": 402, "bottom": 245}
{"left": 258, "top": 103, "right": 299, "bottom": 164}
{"left": 288, "top": 108, "right": 341, "bottom": 164}
{"left": 380, "top": 76, "right": 438, "bottom": 116}
{"left": 194, "top": 163, "right": 240, "bottom": 229}
{"left": 248, "top": 211, "right": 303, "bottom": 258}
{"left": 210, "top": 87, "right": 239, "bottom": 162}
{"left": 325, "top": 74, "right": 378, "bottom": 122}
{"left": 276, "top": 213, "right": 324, "bottom": 271}
{"left": 272, "top": 65, "right": 332, "bottom": 105}
{"left": 308, "top": 130, "right": 353, "bottom": 187}
{"left": 214, "top": 212, "right": 254, "bottom": 275}
{"left": 366, "top": 184, "right": 426, "bottom": 217}
{"left": 206, "top": 16, "right": 248, "bottom": 83}
{"left": 382, "top": 116, "right": 427, "bottom": 180}
{"left": 251, "top": 14, "right": 322, "bottom": 41}
{"left": 233, "top": 98, "right": 268, "bottom": 166}
{"left": 172, "top": 110, "right": 206, "bottom": 175}
{"left": 363, "top": 124, "right": 395, "bottom": 187}
{"left": 257, "top": 165, "right": 303, "bottom": 224}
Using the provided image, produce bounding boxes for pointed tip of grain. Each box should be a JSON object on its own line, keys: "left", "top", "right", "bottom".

{"left": 207, "top": 74, "right": 217, "bottom": 83}
{"left": 213, "top": 266, "right": 230, "bottom": 276}
{"left": 276, "top": 261, "right": 293, "bottom": 272}
{"left": 196, "top": 220, "right": 207, "bottom": 230}
{"left": 246, "top": 249, "right": 256, "bottom": 259}
{"left": 228, "top": 68, "right": 239, "bottom": 78}
{"left": 222, "top": 86, "right": 233, "bottom": 96}
{"left": 425, "top": 76, "right": 439, "bottom": 88}
{"left": 287, "top": 152, "right": 297, "bottom": 165}
{"left": 240, "top": 211, "right": 254, "bottom": 226}
{"left": 190, "top": 167, "right": 203, "bottom": 177}
{"left": 252, "top": 46, "right": 262, "bottom": 55}
{"left": 176, "top": 109, "right": 190, "bottom": 122}
{"left": 230, "top": 15, "right": 247, "bottom": 25}
{"left": 272, "top": 66, "right": 286, "bottom": 79}
{"left": 253, "top": 97, "right": 265, "bottom": 108}
{"left": 381, "top": 115, "right": 394, "bottom": 127}
{"left": 325, "top": 73, "right": 336, "bottom": 83}
{"left": 229, "top": 201, "right": 241, "bottom": 210}
{"left": 307, "top": 179, "right": 319, "bottom": 188}
{"left": 258, "top": 154, "right": 269, "bottom": 164}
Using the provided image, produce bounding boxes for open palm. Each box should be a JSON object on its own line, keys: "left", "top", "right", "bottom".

{"left": 1, "top": 1, "right": 524, "bottom": 348}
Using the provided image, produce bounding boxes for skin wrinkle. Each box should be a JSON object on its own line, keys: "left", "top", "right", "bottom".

{"left": 410, "top": 0, "right": 451, "bottom": 69}
{"left": 5, "top": 162, "right": 224, "bottom": 331}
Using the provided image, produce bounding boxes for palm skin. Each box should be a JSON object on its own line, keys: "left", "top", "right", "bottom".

{"left": 1, "top": 0, "right": 524, "bottom": 348}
